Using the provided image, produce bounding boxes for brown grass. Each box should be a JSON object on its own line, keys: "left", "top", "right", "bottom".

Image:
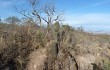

{"left": 0, "top": 22, "right": 110, "bottom": 70}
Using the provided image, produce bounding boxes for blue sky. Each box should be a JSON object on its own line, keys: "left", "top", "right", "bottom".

{"left": 0, "top": 0, "right": 110, "bottom": 32}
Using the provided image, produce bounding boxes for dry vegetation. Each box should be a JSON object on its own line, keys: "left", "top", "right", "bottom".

{"left": 0, "top": 0, "right": 110, "bottom": 70}
{"left": 0, "top": 19, "right": 110, "bottom": 70}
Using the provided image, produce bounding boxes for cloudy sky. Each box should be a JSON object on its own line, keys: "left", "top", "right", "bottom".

{"left": 0, "top": 0, "right": 110, "bottom": 32}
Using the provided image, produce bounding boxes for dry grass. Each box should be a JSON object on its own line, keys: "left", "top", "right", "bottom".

{"left": 0, "top": 22, "right": 110, "bottom": 70}
{"left": 26, "top": 48, "right": 47, "bottom": 70}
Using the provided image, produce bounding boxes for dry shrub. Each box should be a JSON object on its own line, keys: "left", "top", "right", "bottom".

{"left": 0, "top": 24, "right": 37, "bottom": 70}
{"left": 0, "top": 22, "right": 110, "bottom": 70}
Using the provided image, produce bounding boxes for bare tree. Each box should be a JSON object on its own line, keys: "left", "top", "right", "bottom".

{"left": 16, "top": 0, "right": 63, "bottom": 42}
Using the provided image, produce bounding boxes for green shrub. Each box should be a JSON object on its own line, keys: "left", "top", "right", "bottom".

{"left": 103, "top": 59, "right": 110, "bottom": 70}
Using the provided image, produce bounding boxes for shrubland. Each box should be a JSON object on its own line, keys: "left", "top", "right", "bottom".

{"left": 0, "top": 0, "right": 110, "bottom": 70}
{"left": 0, "top": 18, "right": 110, "bottom": 70}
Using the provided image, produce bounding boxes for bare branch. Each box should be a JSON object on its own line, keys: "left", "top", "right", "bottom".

{"left": 17, "top": 10, "right": 30, "bottom": 18}
{"left": 16, "top": 0, "right": 64, "bottom": 30}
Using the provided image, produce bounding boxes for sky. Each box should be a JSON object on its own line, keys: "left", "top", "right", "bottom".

{"left": 0, "top": 0, "right": 110, "bottom": 32}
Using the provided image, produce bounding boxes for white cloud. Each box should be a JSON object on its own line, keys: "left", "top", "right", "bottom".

{"left": 65, "top": 13, "right": 110, "bottom": 25}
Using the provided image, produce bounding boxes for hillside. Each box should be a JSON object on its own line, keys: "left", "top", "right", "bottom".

{"left": 0, "top": 21, "right": 110, "bottom": 70}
